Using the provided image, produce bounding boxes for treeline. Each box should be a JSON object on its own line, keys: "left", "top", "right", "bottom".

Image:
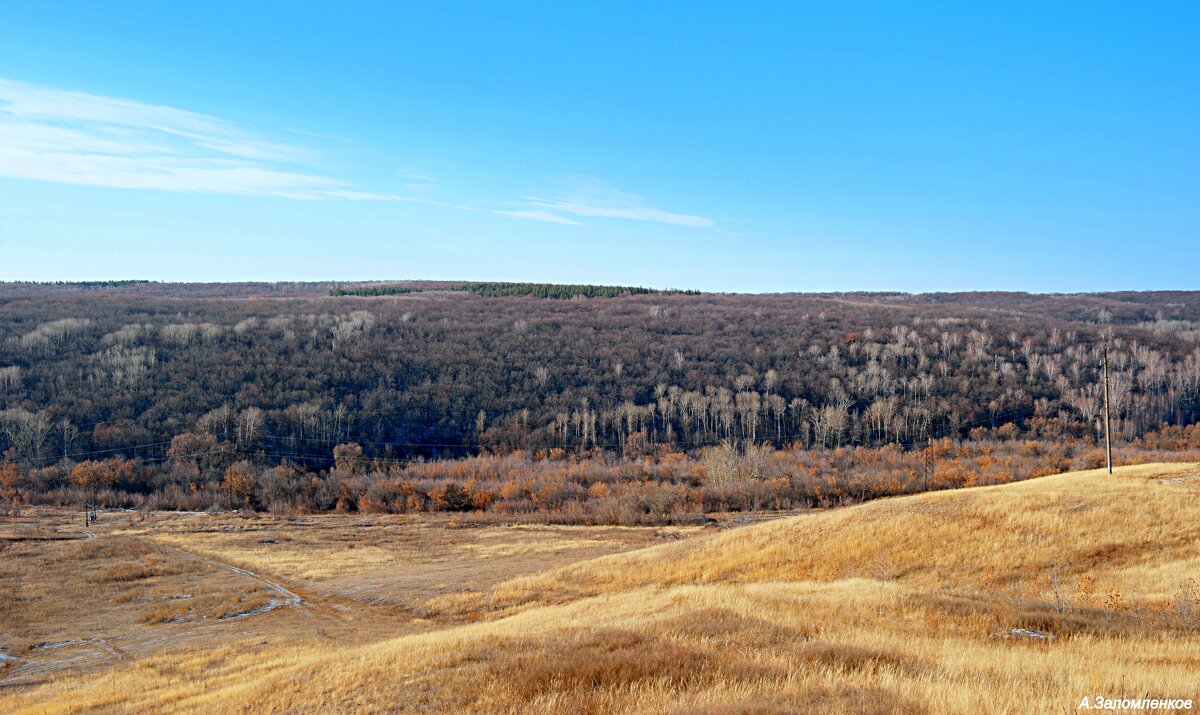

{"left": 1, "top": 288, "right": 1200, "bottom": 475}
{"left": 330, "top": 286, "right": 425, "bottom": 297}
{"left": 448, "top": 282, "right": 700, "bottom": 299}
{"left": 330, "top": 282, "right": 700, "bottom": 299}
{"left": 7, "top": 280, "right": 153, "bottom": 288}
{"left": 4, "top": 429, "right": 1198, "bottom": 523}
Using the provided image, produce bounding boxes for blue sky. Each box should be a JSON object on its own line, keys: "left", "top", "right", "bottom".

{"left": 0, "top": 2, "right": 1196, "bottom": 292}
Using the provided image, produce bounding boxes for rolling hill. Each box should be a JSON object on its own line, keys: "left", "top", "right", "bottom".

{"left": 4, "top": 462, "right": 1199, "bottom": 714}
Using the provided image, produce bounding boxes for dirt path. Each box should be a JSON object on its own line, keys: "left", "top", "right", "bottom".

{"left": 157, "top": 543, "right": 303, "bottom": 618}
{"left": 0, "top": 534, "right": 307, "bottom": 688}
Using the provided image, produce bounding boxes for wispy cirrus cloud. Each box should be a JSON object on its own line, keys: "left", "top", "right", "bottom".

{"left": 0, "top": 77, "right": 393, "bottom": 200}
{"left": 493, "top": 209, "right": 583, "bottom": 225}
{"left": 0, "top": 78, "right": 714, "bottom": 228}
{"left": 493, "top": 176, "right": 713, "bottom": 228}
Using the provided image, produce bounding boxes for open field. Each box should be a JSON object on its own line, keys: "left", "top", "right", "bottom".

{"left": 3, "top": 463, "right": 1200, "bottom": 713}
{"left": 0, "top": 508, "right": 698, "bottom": 689}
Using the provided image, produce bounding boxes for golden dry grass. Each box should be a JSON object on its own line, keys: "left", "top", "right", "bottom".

{"left": 3, "top": 463, "right": 1200, "bottom": 713}
{"left": 483, "top": 462, "right": 1200, "bottom": 607}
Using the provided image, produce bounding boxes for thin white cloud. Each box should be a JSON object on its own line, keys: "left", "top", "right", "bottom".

{"left": 0, "top": 79, "right": 718, "bottom": 227}
{"left": 0, "top": 77, "right": 386, "bottom": 200}
{"left": 530, "top": 198, "right": 713, "bottom": 227}
{"left": 493, "top": 209, "right": 582, "bottom": 225}
{"left": 513, "top": 176, "right": 713, "bottom": 228}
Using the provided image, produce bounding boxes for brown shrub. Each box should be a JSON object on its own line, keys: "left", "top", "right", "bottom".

{"left": 71, "top": 538, "right": 155, "bottom": 561}
{"left": 488, "top": 629, "right": 781, "bottom": 704}
{"left": 97, "top": 555, "right": 186, "bottom": 583}
{"left": 656, "top": 607, "right": 814, "bottom": 648}
{"left": 683, "top": 686, "right": 928, "bottom": 715}
{"left": 797, "top": 642, "right": 925, "bottom": 676}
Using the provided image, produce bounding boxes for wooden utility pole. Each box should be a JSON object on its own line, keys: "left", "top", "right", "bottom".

{"left": 1102, "top": 345, "right": 1113, "bottom": 475}
{"left": 923, "top": 437, "right": 931, "bottom": 491}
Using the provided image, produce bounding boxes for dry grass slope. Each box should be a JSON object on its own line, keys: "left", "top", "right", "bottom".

{"left": 4, "top": 463, "right": 1200, "bottom": 714}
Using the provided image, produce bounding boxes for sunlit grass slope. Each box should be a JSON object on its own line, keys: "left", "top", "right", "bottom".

{"left": 6, "top": 463, "right": 1200, "bottom": 714}
{"left": 486, "top": 462, "right": 1200, "bottom": 606}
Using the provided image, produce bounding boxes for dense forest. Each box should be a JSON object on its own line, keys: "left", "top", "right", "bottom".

{"left": 1, "top": 282, "right": 1199, "bottom": 519}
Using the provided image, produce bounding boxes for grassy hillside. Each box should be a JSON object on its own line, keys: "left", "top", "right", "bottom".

{"left": 481, "top": 462, "right": 1200, "bottom": 604}
{"left": 5, "top": 463, "right": 1200, "bottom": 714}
